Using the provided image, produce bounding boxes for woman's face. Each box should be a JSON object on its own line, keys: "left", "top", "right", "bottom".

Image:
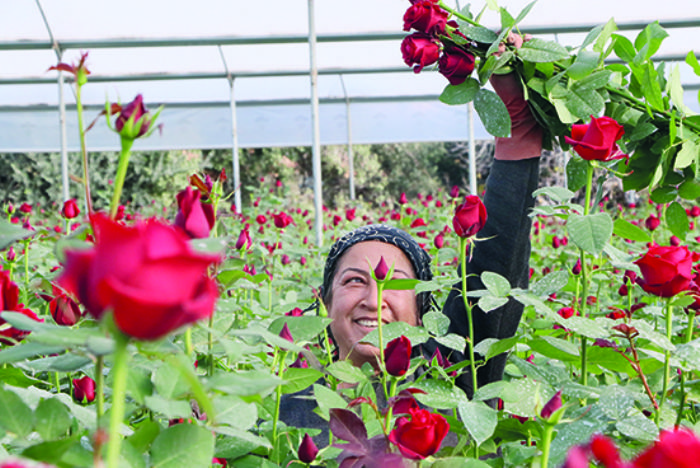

{"left": 327, "top": 241, "right": 418, "bottom": 368}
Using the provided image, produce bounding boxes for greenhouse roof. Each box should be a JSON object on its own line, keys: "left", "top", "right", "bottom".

{"left": 2, "top": 0, "right": 700, "bottom": 153}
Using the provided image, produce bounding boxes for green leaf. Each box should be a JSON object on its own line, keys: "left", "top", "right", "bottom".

{"left": 593, "top": 18, "right": 619, "bottom": 54}
{"left": 567, "top": 50, "right": 602, "bottom": 80}
{"left": 414, "top": 379, "right": 468, "bottom": 409}
{"left": 150, "top": 424, "right": 215, "bottom": 468}
{"left": 679, "top": 179, "right": 700, "bottom": 200}
{"left": 640, "top": 62, "right": 664, "bottom": 110}
{"left": 650, "top": 186, "right": 678, "bottom": 204}
{"left": 473, "top": 336, "right": 518, "bottom": 361}
{"left": 128, "top": 420, "right": 161, "bottom": 454}
{"left": 567, "top": 213, "right": 613, "bottom": 255}
{"left": 0, "top": 387, "right": 34, "bottom": 437}
{"left": 313, "top": 384, "right": 348, "bottom": 420}
{"left": 21, "top": 436, "right": 81, "bottom": 465}
{"left": 528, "top": 336, "right": 579, "bottom": 362}
{"left": 189, "top": 236, "right": 229, "bottom": 255}
{"left": 481, "top": 271, "right": 511, "bottom": 297}
{"left": 612, "top": 34, "right": 636, "bottom": 62}
{"left": 474, "top": 88, "right": 511, "bottom": 138}
{"left": 668, "top": 65, "right": 691, "bottom": 115}
{"left": 617, "top": 415, "right": 659, "bottom": 441}
{"left": 212, "top": 396, "right": 257, "bottom": 429}
{"left": 0, "top": 367, "right": 45, "bottom": 388}
{"left": 35, "top": 398, "right": 72, "bottom": 441}
{"left": 613, "top": 218, "right": 651, "bottom": 242}
{"left": 533, "top": 186, "right": 575, "bottom": 204}
{"left": 686, "top": 51, "right": 700, "bottom": 76}
{"left": 675, "top": 141, "right": 698, "bottom": 171}
{"left": 478, "top": 295, "right": 509, "bottom": 313}
{"left": 458, "top": 400, "right": 498, "bottom": 446}
{"left": 439, "top": 78, "right": 480, "bottom": 106}
{"left": 566, "top": 157, "right": 590, "bottom": 192}
{"left": 518, "top": 38, "right": 569, "bottom": 62}
{"left": 280, "top": 367, "right": 323, "bottom": 394}
{"left": 383, "top": 278, "right": 421, "bottom": 291}
{"left": 665, "top": 201, "right": 690, "bottom": 239}
{"left": 361, "top": 321, "right": 430, "bottom": 348}
{"left": 268, "top": 316, "right": 332, "bottom": 344}
{"left": 422, "top": 311, "right": 450, "bottom": 336}
{"left": 434, "top": 333, "right": 467, "bottom": 352}
{"left": 154, "top": 361, "right": 189, "bottom": 399}
{"left": 326, "top": 360, "right": 368, "bottom": 384}
{"left": 143, "top": 396, "right": 192, "bottom": 420}
{"left": 207, "top": 371, "right": 282, "bottom": 397}
{"left": 0, "top": 219, "right": 34, "bottom": 251}
{"left": 459, "top": 26, "right": 498, "bottom": 44}
{"left": 564, "top": 84, "right": 606, "bottom": 121}
{"left": 531, "top": 270, "right": 570, "bottom": 297}
{"left": 634, "top": 22, "right": 669, "bottom": 63}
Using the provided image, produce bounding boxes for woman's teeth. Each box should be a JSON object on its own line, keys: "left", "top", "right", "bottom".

{"left": 356, "top": 319, "right": 379, "bottom": 328}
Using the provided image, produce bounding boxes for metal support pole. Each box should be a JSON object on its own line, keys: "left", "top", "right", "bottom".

{"left": 229, "top": 78, "right": 242, "bottom": 214}
{"left": 308, "top": 0, "right": 323, "bottom": 246}
{"left": 339, "top": 75, "right": 355, "bottom": 200}
{"left": 467, "top": 102, "right": 477, "bottom": 195}
{"left": 58, "top": 70, "right": 70, "bottom": 202}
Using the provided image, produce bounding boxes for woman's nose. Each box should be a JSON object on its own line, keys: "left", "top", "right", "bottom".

{"left": 362, "top": 279, "right": 381, "bottom": 311}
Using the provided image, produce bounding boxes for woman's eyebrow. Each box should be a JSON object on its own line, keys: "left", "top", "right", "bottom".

{"left": 338, "top": 267, "right": 369, "bottom": 277}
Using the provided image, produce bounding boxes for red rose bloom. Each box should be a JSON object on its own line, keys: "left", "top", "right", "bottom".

{"left": 72, "top": 375, "right": 96, "bottom": 403}
{"left": 403, "top": 0, "right": 449, "bottom": 35}
{"left": 272, "top": 211, "right": 293, "bottom": 229}
{"left": 57, "top": 213, "right": 221, "bottom": 340}
{"left": 384, "top": 335, "right": 411, "bottom": 377}
{"left": 438, "top": 47, "right": 476, "bottom": 85}
{"left": 61, "top": 199, "right": 80, "bottom": 219}
{"left": 633, "top": 427, "right": 700, "bottom": 468}
{"left": 389, "top": 407, "right": 449, "bottom": 459}
{"left": 0, "top": 269, "right": 42, "bottom": 345}
{"left": 564, "top": 115, "right": 626, "bottom": 161}
{"left": 452, "top": 195, "right": 487, "bottom": 238}
{"left": 401, "top": 32, "right": 440, "bottom": 73}
{"left": 635, "top": 245, "right": 693, "bottom": 297}
{"left": 114, "top": 94, "right": 153, "bottom": 139}
{"left": 174, "top": 187, "right": 215, "bottom": 239}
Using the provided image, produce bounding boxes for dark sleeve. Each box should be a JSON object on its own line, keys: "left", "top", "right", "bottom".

{"left": 442, "top": 157, "right": 540, "bottom": 398}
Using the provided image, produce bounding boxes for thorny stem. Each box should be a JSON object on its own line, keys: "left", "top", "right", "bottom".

{"left": 438, "top": 1, "right": 480, "bottom": 27}
{"left": 459, "top": 237, "right": 478, "bottom": 394}
{"left": 619, "top": 334, "right": 659, "bottom": 413}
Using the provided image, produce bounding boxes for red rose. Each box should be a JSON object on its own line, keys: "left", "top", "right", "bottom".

{"left": 645, "top": 215, "right": 660, "bottom": 231}
{"left": 272, "top": 211, "right": 293, "bottom": 229}
{"left": 401, "top": 32, "right": 440, "bottom": 73}
{"left": 174, "top": 187, "right": 215, "bottom": 239}
{"left": 72, "top": 375, "right": 96, "bottom": 403}
{"left": 235, "top": 228, "right": 251, "bottom": 250}
{"left": 388, "top": 407, "right": 449, "bottom": 459}
{"left": 19, "top": 203, "right": 32, "bottom": 214}
{"left": 564, "top": 116, "right": 626, "bottom": 161}
{"left": 298, "top": 433, "right": 319, "bottom": 463}
{"left": 452, "top": 195, "right": 487, "bottom": 238}
{"left": 403, "top": 0, "right": 449, "bottom": 35}
{"left": 589, "top": 434, "right": 624, "bottom": 468}
{"left": 634, "top": 245, "right": 693, "bottom": 297}
{"left": 61, "top": 199, "right": 80, "bottom": 219}
{"left": 384, "top": 335, "right": 411, "bottom": 377}
{"left": 438, "top": 47, "right": 476, "bottom": 85}
{"left": 57, "top": 213, "right": 221, "bottom": 340}
{"left": 0, "top": 270, "right": 41, "bottom": 345}
{"left": 633, "top": 428, "right": 700, "bottom": 468}
{"left": 540, "top": 390, "right": 563, "bottom": 420}
{"left": 114, "top": 94, "right": 154, "bottom": 139}
{"left": 47, "top": 288, "right": 82, "bottom": 326}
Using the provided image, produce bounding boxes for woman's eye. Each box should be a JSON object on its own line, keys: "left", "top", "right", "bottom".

{"left": 344, "top": 276, "right": 365, "bottom": 285}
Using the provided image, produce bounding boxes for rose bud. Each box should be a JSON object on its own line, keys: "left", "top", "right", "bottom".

{"left": 19, "top": 203, "right": 32, "bottom": 214}
{"left": 434, "top": 233, "right": 444, "bottom": 249}
{"left": 6, "top": 246, "right": 15, "bottom": 262}
{"left": 174, "top": 187, "right": 216, "bottom": 239}
{"left": 384, "top": 336, "right": 411, "bottom": 377}
{"left": 279, "top": 323, "right": 294, "bottom": 343}
{"left": 564, "top": 115, "right": 626, "bottom": 162}
{"left": 235, "top": 228, "right": 251, "bottom": 250}
{"left": 114, "top": 94, "right": 160, "bottom": 139}
{"left": 345, "top": 208, "right": 356, "bottom": 222}
{"left": 374, "top": 256, "right": 389, "bottom": 281}
{"left": 281, "top": 254, "right": 291, "bottom": 266}
{"left": 388, "top": 407, "right": 449, "bottom": 459}
{"left": 449, "top": 185, "right": 460, "bottom": 198}
{"left": 452, "top": 195, "right": 487, "bottom": 238}
{"left": 572, "top": 258, "right": 582, "bottom": 275}
{"left": 61, "top": 199, "right": 81, "bottom": 219}
{"left": 49, "top": 292, "right": 82, "bottom": 326}
{"left": 540, "top": 390, "right": 563, "bottom": 420}
{"left": 645, "top": 215, "right": 661, "bottom": 231}
{"left": 401, "top": 33, "right": 440, "bottom": 73}
{"left": 670, "top": 235, "right": 681, "bottom": 246}
{"left": 72, "top": 375, "right": 96, "bottom": 403}
{"left": 298, "top": 433, "right": 319, "bottom": 463}
{"left": 438, "top": 46, "right": 476, "bottom": 86}
{"left": 256, "top": 214, "right": 267, "bottom": 225}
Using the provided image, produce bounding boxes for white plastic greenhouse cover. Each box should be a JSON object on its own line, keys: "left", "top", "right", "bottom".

{"left": 2, "top": 0, "right": 700, "bottom": 153}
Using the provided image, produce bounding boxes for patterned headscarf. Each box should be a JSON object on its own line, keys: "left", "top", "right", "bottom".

{"left": 321, "top": 224, "right": 434, "bottom": 317}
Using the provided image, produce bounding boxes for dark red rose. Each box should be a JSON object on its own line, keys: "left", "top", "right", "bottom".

{"left": 279, "top": 323, "right": 294, "bottom": 343}
{"left": 384, "top": 335, "right": 411, "bottom": 376}
{"left": 61, "top": 199, "right": 80, "bottom": 219}
{"left": 438, "top": 47, "right": 476, "bottom": 85}
{"left": 635, "top": 245, "right": 693, "bottom": 297}
{"left": 48, "top": 288, "right": 82, "bottom": 326}
{"left": 540, "top": 390, "right": 562, "bottom": 419}
{"left": 449, "top": 185, "right": 460, "bottom": 198}
{"left": 345, "top": 208, "right": 356, "bottom": 222}
{"left": 433, "top": 233, "right": 444, "bottom": 249}
{"left": 374, "top": 256, "right": 389, "bottom": 281}
{"left": 564, "top": 116, "right": 626, "bottom": 161}
{"left": 645, "top": 215, "right": 660, "bottom": 231}
{"left": 256, "top": 214, "right": 267, "bottom": 225}
{"left": 234, "top": 228, "right": 251, "bottom": 250}
{"left": 19, "top": 203, "right": 32, "bottom": 214}
{"left": 403, "top": 0, "right": 449, "bottom": 35}
{"left": 0, "top": 270, "right": 42, "bottom": 345}
{"left": 401, "top": 32, "right": 440, "bottom": 73}
{"left": 298, "top": 433, "right": 319, "bottom": 463}
{"left": 174, "top": 187, "right": 215, "bottom": 239}
{"left": 57, "top": 213, "right": 221, "bottom": 340}
{"left": 589, "top": 434, "right": 624, "bottom": 468}
{"left": 388, "top": 407, "right": 449, "bottom": 459}
{"left": 633, "top": 427, "right": 700, "bottom": 468}
{"left": 48, "top": 51, "right": 90, "bottom": 85}
{"left": 72, "top": 375, "right": 96, "bottom": 403}
{"left": 452, "top": 195, "right": 487, "bottom": 238}
{"left": 272, "top": 211, "right": 293, "bottom": 229}
{"left": 572, "top": 258, "right": 582, "bottom": 275}
{"left": 114, "top": 94, "right": 153, "bottom": 139}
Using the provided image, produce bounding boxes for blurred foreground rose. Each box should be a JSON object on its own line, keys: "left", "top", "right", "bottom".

{"left": 57, "top": 213, "right": 221, "bottom": 340}
{"left": 388, "top": 407, "right": 449, "bottom": 459}
{"left": 452, "top": 195, "right": 487, "bottom": 238}
{"left": 174, "top": 186, "right": 215, "bottom": 239}
{"left": 0, "top": 269, "right": 42, "bottom": 345}
{"left": 564, "top": 115, "right": 625, "bottom": 162}
{"left": 635, "top": 245, "right": 693, "bottom": 297}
